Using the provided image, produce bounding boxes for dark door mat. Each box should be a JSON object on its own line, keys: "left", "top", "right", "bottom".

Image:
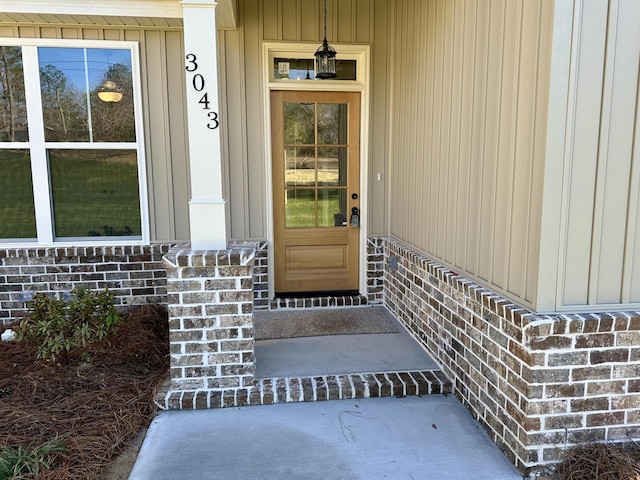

{"left": 254, "top": 306, "right": 399, "bottom": 340}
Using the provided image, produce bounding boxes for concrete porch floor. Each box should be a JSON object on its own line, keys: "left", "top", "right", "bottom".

{"left": 131, "top": 307, "right": 524, "bottom": 479}
{"left": 254, "top": 309, "right": 440, "bottom": 378}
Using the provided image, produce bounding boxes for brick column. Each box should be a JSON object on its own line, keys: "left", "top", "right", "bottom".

{"left": 162, "top": 244, "right": 255, "bottom": 409}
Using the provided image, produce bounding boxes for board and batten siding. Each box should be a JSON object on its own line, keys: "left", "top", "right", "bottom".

{"left": 220, "top": 0, "right": 388, "bottom": 240}
{"left": 5, "top": 1, "right": 640, "bottom": 314}
{"left": 386, "top": 0, "right": 554, "bottom": 310}
{"left": 556, "top": 0, "right": 640, "bottom": 311}
{"left": 0, "top": 24, "right": 191, "bottom": 243}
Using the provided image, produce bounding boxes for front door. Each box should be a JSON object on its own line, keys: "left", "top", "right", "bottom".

{"left": 271, "top": 90, "right": 361, "bottom": 294}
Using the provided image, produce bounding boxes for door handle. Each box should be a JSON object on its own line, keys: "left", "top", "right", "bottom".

{"left": 350, "top": 207, "right": 360, "bottom": 228}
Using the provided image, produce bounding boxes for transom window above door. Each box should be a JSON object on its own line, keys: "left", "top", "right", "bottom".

{"left": 273, "top": 57, "right": 356, "bottom": 81}
{"left": 0, "top": 40, "right": 147, "bottom": 245}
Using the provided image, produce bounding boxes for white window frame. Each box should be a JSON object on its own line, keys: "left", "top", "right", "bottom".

{"left": 0, "top": 38, "right": 149, "bottom": 247}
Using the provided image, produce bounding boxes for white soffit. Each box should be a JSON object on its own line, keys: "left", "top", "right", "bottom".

{"left": 0, "top": 0, "right": 238, "bottom": 29}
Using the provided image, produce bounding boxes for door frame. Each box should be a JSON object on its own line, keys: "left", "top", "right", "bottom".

{"left": 261, "top": 42, "right": 371, "bottom": 300}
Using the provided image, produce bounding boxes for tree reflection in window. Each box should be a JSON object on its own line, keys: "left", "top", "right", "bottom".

{"left": 38, "top": 48, "right": 135, "bottom": 143}
{"left": 0, "top": 46, "right": 28, "bottom": 142}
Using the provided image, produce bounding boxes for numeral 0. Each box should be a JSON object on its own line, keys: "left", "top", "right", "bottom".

{"left": 192, "top": 74, "right": 205, "bottom": 92}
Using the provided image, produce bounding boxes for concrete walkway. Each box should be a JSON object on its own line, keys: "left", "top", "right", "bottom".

{"left": 129, "top": 395, "right": 523, "bottom": 480}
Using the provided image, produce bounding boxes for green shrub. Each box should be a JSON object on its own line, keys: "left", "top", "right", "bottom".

{"left": 0, "top": 438, "right": 66, "bottom": 480}
{"left": 16, "top": 288, "right": 121, "bottom": 364}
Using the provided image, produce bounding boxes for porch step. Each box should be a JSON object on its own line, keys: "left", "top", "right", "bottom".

{"left": 156, "top": 370, "right": 452, "bottom": 410}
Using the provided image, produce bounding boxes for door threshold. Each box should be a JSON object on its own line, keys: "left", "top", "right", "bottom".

{"left": 276, "top": 290, "right": 359, "bottom": 299}
{"left": 268, "top": 293, "right": 367, "bottom": 310}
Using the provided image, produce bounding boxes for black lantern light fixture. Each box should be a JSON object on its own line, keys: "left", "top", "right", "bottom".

{"left": 314, "top": 0, "right": 337, "bottom": 79}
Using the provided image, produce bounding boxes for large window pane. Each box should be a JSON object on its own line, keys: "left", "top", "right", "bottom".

{"left": 0, "top": 46, "right": 28, "bottom": 142}
{"left": 49, "top": 149, "right": 141, "bottom": 238}
{"left": 39, "top": 47, "right": 135, "bottom": 142}
{"left": 0, "top": 149, "right": 36, "bottom": 239}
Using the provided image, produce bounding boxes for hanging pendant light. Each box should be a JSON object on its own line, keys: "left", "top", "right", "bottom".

{"left": 315, "top": 0, "right": 337, "bottom": 79}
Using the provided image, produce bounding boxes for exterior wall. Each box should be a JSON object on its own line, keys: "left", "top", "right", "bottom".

{"left": 0, "top": 23, "right": 191, "bottom": 243}
{"left": 220, "top": 0, "right": 389, "bottom": 239}
{"left": 385, "top": 237, "right": 640, "bottom": 476}
{"left": 6, "top": 2, "right": 639, "bottom": 314}
{"left": 386, "top": 0, "right": 554, "bottom": 311}
{"left": 0, "top": 244, "right": 171, "bottom": 325}
{"left": 553, "top": 0, "right": 640, "bottom": 311}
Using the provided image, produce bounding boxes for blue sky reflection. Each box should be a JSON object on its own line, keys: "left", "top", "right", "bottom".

{"left": 38, "top": 47, "right": 132, "bottom": 89}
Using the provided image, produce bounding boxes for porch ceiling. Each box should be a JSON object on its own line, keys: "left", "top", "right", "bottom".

{"left": 0, "top": 0, "right": 237, "bottom": 30}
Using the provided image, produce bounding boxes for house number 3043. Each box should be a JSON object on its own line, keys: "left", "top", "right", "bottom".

{"left": 185, "top": 53, "right": 219, "bottom": 130}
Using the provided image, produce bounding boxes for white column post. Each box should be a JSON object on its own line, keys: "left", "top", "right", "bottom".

{"left": 181, "top": 0, "right": 227, "bottom": 250}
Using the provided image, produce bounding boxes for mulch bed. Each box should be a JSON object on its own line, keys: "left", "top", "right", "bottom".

{"left": 557, "top": 442, "right": 640, "bottom": 480}
{"left": 0, "top": 304, "right": 169, "bottom": 479}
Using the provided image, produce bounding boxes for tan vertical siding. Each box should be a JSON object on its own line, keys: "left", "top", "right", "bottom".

{"left": 261, "top": 0, "right": 281, "bottom": 41}
{"left": 219, "top": 28, "right": 251, "bottom": 238}
{"left": 7, "top": 1, "right": 640, "bottom": 312}
{"left": 388, "top": 0, "right": 553, "bottom": 308}
{"left": 223, "top": 0, "right": 376, "bottom": 239}
{"left": 2, "top": 24, "right": 190, "bottom": 242}
{"left": 369, "top": 0, "right": 389, "bottom": 235}
{"left": 560, "top": 0, "right": 640, "bottom": 309}
{"left": 228, "top": 0, "right": 267, "bottom": 239}
{"left": 282, "top": 0, "right": 299, "bottom": 41}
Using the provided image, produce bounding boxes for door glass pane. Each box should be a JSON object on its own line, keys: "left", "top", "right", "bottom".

{"left": 285, "top": 146, "right": 315, "bottom": 186}
{"left": 318, "top": 189, "right": 347, "bottom": 227}
{"left": 318, "top": 103, "right": 347, "bottom": 145}
{"left": 285, "top": 189, "right": 315, "bottom": 228}
{"left": 0, "top": 46, "right": 28, "bottom": 142}
{"left": 39, "top": 47, "right": 135, "bottom": 142}
{"left": 284, "top": 102, "right": 314, "bottom": 144}
{"left": 0, "top": 149, "right": 36, "bottom": 239}
{"left": 49, "top": 149, "right": 141, "bottom": 238}
{"left": 318, "top": 146, "right": 347, "bottom": 186}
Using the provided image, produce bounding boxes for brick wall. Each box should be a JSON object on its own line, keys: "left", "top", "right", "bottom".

{"left": 252, "top": 241, "right": 269, "bottom": 310}
{"left": 383, "top": 238, "right": 640, "bottom": 477}
{"left": 162, "top": 244, "right": 256, "bottom": 409}
{"left": 367, "top": 237, "right": 384, "bottom": 304}
{"left": 0, "top": 244, "right": 171, "bottom": 325}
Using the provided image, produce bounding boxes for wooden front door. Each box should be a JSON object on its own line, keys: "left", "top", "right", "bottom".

{"left": 271, "top": 90, "right": 361, "bottom": 294}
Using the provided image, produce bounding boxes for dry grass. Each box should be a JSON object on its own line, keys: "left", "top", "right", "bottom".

{"left": 557, "top": 442, "right": 640, "bottom": 480}
{"left": 0, "top": 304, "right": 169, "bottom": 479}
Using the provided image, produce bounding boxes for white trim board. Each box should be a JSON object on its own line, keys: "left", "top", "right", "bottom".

{"left": 261, "top": 42, "right": 371, "bottom": 300}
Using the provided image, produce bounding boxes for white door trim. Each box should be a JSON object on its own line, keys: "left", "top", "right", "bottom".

{"left": 261, "top": 42, "right": 371, "bottom": 300}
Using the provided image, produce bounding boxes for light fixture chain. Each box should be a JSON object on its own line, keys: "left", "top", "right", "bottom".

{"left": 323, "top": 0, "right": 328, "bottom": 40}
